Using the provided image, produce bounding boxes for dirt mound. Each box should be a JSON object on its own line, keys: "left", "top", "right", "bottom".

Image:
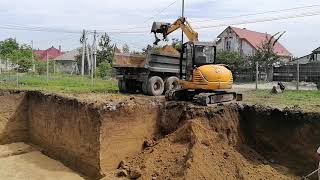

{"left": 114, "top": 105, "right": 294, "bottom": 180}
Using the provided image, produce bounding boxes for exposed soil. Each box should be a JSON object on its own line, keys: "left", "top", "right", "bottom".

{"left": 0, "top": 90, "right": 319, "bottom": 180}
{"left": 113, "top": 103, "right": 297, "bottom": 180}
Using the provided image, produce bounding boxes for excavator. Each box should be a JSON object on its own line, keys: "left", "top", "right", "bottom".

{"left": 151, "top": 17, "right": 242, "bottom": 105}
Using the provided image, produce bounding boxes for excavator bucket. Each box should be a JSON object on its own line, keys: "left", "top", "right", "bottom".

{"left": 151, "top": 22, "right": 170, "bottom": 45}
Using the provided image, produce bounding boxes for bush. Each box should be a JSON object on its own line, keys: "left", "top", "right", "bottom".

{"left": 17, "top": 59, "right": 33, "bottom": 72}
{"left": 97, "top": 62, "right": 112, "bottom": 78}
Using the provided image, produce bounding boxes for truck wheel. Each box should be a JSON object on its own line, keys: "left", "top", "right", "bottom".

{"left": 147, "top": 76, "right": 164, "bottom": 96}
{"left": 118, "top": 80, "right": 127, "bottom": 93}
{"left": 165, "top": 76, "right": 180, "bottom": 92}
{"left": 126, "top": 80, "right": 137, "bottom": 93}
{"left": 141, "top": 81, "right": 148, "bottom": 95}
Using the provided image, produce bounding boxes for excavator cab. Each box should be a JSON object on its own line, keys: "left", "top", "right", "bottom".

{"left": 180, "top": 41, "right": 217, "bottom": 80}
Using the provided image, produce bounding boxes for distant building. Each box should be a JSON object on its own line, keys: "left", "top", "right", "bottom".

{"left": 34, "top": 46, "right": 64, "bottom": 61}
{"left": 216, "top": 26, "right": 292, "bottom": 62}
{"left": 289, "top": 47, "right": 320, "bottom": 64}
{"left": 289, "top": 54, "right": 312, "bottom": 65}
{"left": 54, "top": 48, "right": 79, "bottom": 74}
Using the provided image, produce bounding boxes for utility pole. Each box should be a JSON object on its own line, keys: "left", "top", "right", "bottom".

{"left": 181, "top": 0, "right": 185, "bottom": 45}
{"left": 81, "top": 29, "right": 86, "bottom": 76}
{"left": 86, "top": 39, "right": 91, "bottom": 76}
{"left": 296, "top": 60, "right": 300, "bottom": 90}
{"left": 93, "top": 30, "right": 97, "bottom": 74}
{"left": 91, "top": 30, "right": 97, "bottom": 86}
{"left": 31, "top": 40, "right": 35, "bottom": 72}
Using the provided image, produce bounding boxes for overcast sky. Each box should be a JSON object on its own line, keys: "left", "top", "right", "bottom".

{"left": 0, "top": 0, "right": 319, "bottom": 57}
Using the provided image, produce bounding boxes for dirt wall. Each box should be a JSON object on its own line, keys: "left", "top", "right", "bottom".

{"left": 240, "top": 105, "right": 320, "bottom": 176}
{"left": 0, "top": 91, "right": 28, "bottom": 144}
{"left": 27, "top": 92, "right": 102, "bottom": 178}
{"left": 99, "top": 99, "right": 161, "bottom": 173}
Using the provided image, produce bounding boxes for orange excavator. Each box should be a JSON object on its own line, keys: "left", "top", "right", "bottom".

{"left": 151, "top": 17, "right": 242, "bottom": 105}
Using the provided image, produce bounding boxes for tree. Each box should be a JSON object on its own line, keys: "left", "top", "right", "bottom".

{"left": 0, "top": 38, "right": 19, "bottom": 60}
{"left": 216, "top": 51, "right": 246, "bottom": 70}
{"left": 249, "top": 32, "right": 285, "bottom": 80}
{"left": 122, "top": 44, "right": 130, "bottom": 53}
{"left": 0, "top": 38, "right": 33, "bottom": 72}
{"left": 171, "top": 38, "right": 182, "bottom": 52}
{"left": 97, "top": 33, "right": 114, "bottom": 65}
{"left": 250, "top": 32, "right": 285, "bottom": 66}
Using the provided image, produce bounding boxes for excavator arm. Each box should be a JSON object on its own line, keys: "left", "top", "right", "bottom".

{"left": 151, "top": 17, "right": 198, "bottom": 45}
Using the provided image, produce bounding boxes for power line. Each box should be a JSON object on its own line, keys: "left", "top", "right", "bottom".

{"left": 191, "top": 4, "right": 320, "bottom": 23}
{"left": 143, "top": 0, "right": 179, "bottom": 23}
{"left": 195, "top": 11, "right": 320, "bottom": 29}
{"left": 0, "top": 24, "right": 81, "bottom": 34}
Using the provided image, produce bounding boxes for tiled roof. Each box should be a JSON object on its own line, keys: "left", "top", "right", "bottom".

{"left": 33, "top": 46, "right": 64, "bottom": 61}
{"left": 228, "top": 26, "right": 292, "bottom": 57}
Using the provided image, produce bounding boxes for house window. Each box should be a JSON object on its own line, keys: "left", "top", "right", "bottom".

{"left": 225, "top": 38, "right": 232, "bottom": 51}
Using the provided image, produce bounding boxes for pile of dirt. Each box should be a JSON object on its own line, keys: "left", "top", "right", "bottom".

{"left": 110, "top": 104, "right": 295, "bottom": 180}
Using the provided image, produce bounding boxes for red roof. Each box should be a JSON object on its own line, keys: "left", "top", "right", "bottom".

{"left": 229, "top": 26, "right": 292, "bottom": 57}
{"left": 33, "top": 46, "right": 64, "bottom": 61}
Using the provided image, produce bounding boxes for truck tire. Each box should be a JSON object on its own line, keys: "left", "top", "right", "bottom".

{"left": 141, "top": 81, "right": 148, "bottom": 95}
{"left": 147, "top": 76, "right": 164, "bottom": 96}
{"left": 164, "top": 76, "right": 180, "bottom": 92}
{"left": 126, "top": 80, "right": 137, "bottom": 93}
{"left": 118, "top": 80, "right": 127, "bottom": 93}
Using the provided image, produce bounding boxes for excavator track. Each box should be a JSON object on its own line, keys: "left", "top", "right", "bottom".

{"left": 165, "top": 89, "right": 242, "bottom": 106}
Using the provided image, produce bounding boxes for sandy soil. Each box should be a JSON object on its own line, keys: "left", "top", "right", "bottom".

{"left": 107, "top": 104, "right": 297, "bottom": 180}
{"left": 0, "top": 143, "right": 84, "bottom": 180}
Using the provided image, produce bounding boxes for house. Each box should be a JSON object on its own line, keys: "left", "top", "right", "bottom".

{"left": 216, "top": 26, "right": 292, "bottom": 62}
{"left": 34, "top": 46, "right": 64, "bottom": 61}
{"left": 289, "top": 47, "right": 320, "bottom": 64}
{"left": 54, "top": 48, "right": 79, "bottom": 74}
{"left": 289, "top": 54, "right": 312, "bottom": 65}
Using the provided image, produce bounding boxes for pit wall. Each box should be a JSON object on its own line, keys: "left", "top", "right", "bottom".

{"left": 100, "top": 100, "right": 160, "bottom": 173}
{"left": 0, "top": 90, "right": 161, "bottom": 179}
{"left": 239, "top": 105, "right": 320, "bottom": 176}
{"left": 27, "top": 92, "right": 102, "bottom": 178}
{"left": 0, "top": 91, "right": 28, "bottom": 144}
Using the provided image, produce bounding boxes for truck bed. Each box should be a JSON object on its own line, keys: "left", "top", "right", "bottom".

{"left": 112, "top": 51, "right": 185, "bottom": 73}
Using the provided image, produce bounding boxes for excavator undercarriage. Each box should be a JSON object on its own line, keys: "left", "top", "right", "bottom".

{"left": 165, "top": 89, "right": 242, "bottom": 106}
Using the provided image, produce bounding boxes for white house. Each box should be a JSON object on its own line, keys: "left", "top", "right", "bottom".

{"left": 216, "top": 26, "right": 292, "bottom": 61}
{"left": 54, "top": 48, "right": 79, "bottom": 74}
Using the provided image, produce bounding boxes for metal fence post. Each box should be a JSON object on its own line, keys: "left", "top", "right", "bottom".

{"left": 256, "top": 62, "right": 259, "bottom": 90}
{"left": 296, "top": 60, "right": 300, "bottom": 90}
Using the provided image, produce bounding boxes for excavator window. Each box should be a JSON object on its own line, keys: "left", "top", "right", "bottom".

{"left": 194, "top": 45, "right": 215, "bottom": 66}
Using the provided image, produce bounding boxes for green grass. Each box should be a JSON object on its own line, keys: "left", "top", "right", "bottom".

{"left": 0, "top": 73, "right": 118, "bottom": 93}
{"left": 243, "top": 89, "right": 320, "bottom": 111}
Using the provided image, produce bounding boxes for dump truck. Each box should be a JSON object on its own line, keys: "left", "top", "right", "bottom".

{"left": 112, "top": 46, "right": 185, "bottom": 96}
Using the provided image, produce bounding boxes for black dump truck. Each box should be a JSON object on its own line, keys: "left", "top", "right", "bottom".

{"left": 112, "top": 47, "right": 185, "bottom": 96}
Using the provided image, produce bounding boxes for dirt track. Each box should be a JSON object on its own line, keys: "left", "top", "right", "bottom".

{"left": 0, "top": 90, "right": 319, "bottom": 179}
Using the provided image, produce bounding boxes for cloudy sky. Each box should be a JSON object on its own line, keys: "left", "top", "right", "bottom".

{"left": 0, "top": 0, "right": 319, "bottom": 57}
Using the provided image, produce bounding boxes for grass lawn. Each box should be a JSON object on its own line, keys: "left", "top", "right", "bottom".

{"left": 0, "top": 73, "right": 118, "bottom": 93}
{"left": 242, "top": 89, "right": 320, "bottom": 112}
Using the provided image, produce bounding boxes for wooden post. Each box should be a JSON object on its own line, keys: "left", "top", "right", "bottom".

{"left": 256, "top": 62, "right": 259, "bottom": 90}
{"left": 81, "top": 30, "right": 86, "bottom": 76}
{"left": 296, "top": 60, "right": 300, "bottom": 90}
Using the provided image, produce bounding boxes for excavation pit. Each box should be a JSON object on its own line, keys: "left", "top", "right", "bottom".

{"left": 0, "top": 90, "right": 319, "bottom": 179}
